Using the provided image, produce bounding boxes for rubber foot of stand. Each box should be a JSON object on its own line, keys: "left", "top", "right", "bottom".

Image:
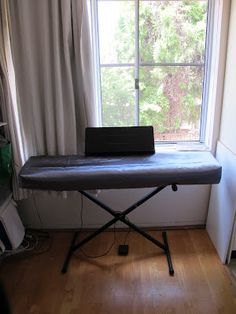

{"left": 169, "top": 270, "right": 174, "bottom": 276}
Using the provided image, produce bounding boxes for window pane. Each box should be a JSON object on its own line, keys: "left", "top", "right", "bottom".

{"left": 98, "top": 0, "right": 135, "bottom": 64}
{"left": 139, "top": 66, "right": 204, "bottom": 141}
{"left": 139, "top": 0, "right": 208, "bottom": 63}
{"left": 101, "top": 67, "right": 135, "bottom": 126}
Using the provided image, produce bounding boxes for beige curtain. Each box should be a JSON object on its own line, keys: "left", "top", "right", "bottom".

{"left": 0, "top": 0, "right": 27, "bottom": 199}
{"left": 0, "top": 0, "right": 98, "bottom": 198}
{"left": 9, "top": 0, "right": 98, "bottom": 156}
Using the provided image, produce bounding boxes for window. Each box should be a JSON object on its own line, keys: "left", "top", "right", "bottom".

{"left": 92, "top": 0, "right": 211, "bottom": 142}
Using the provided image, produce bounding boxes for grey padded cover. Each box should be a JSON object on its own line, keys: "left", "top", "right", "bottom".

{"left": 19, "top": 151, "right": 221, "bottom": 191}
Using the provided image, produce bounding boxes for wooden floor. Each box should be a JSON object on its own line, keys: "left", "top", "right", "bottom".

{"left": 1, "top": 229, "right": 236, "bottom": 314}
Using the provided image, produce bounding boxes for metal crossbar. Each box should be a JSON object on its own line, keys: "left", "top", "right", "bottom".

{"left": 62, "top": 185, "right": 175, "bottom": 276}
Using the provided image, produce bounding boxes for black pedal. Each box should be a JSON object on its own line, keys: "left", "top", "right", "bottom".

{"left": 118, "top": 244, "right": 129, "bottom": 256}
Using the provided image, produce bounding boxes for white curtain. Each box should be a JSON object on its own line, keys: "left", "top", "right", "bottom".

{"left": 0, "top": 0, "right": 98, "bottom": 198}
{"left": 0, "top": 0, "right": 27, "bottom": 199}
{"left": 9, "top": 0, "right": 98, "bottom": 156}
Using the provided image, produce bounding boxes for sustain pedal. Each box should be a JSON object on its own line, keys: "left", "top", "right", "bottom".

{"left": 118, "top": 244, "right": 129, "bottom": 256}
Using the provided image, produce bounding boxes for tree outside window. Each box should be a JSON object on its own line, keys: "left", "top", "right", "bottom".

{"left": 97, "top": 0, "right": 208, "bottom": 142}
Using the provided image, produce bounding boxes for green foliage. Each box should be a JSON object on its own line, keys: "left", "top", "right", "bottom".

{"left": 116, "top": 13, "right": 135, "bottom": 63}
{"left": 100, "top": 0, "right": 208, "bottom": 139}
{"left": 101, "top": 67, "right": 135, "bottom": 126}
{"left": 184, "top": 0, "right": 207, "bottom": 23}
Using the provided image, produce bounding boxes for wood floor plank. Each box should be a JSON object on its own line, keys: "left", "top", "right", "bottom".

{"left": 0, "top": 230, "right": 236, "bottom": 314}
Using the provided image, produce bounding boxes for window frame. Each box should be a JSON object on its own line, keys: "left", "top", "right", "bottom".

{"left": 91, "top": 0, "right": 214, "bottom": 145}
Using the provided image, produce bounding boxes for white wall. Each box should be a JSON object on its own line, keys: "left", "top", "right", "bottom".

{"left": 219, "top": 3, "right": 236, "bottom": 154}
{"left": 207, "top": 142, "right": 236, "bottom": 262}
{"left": 18, "top": 185, "right": 210, "bottom": 229}
{"left": 219, "top": 0, "right": 236, "bottom": 251}
{"left": 207, "top": 0, "right": 236, "bottom": 261}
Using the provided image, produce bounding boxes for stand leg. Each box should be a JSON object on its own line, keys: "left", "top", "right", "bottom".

{"left": 61, "top": 232, "right": 78, "bottom": 274}
{"left": 62, "top": 187, "right": 175, "bottom": 276}
{"left": 162, "top": 231, "right": 174, "bottom": 276}
{"left": 62, "top": 217, "right": 118, "bottom": 274}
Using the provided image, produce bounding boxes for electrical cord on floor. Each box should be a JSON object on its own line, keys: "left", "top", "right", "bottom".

{"left": 76, "top": 194, "right": 117, "bottom": 258}
{"left": 123, "top": 218, "right": 131, "bottom": 245}
{"left": 1, "top": 230, "right": 52, "bottom": 259}
{"left": 22, "top": 230, "right": 52, "bottom": 257}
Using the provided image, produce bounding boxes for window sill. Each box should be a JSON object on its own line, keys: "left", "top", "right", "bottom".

{"left": 155, "top": 142, "right": 210, "bottom": 152}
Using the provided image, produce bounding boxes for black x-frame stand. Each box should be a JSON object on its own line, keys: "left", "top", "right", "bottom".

{"left": 62, "top": 185, "right": 176, "bottom": 276}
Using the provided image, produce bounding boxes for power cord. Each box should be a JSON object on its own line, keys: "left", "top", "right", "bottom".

{"left": 1, "top": 230, "right": 52, "bottom": 259}
{"left": 76, "top": 194, "right": 117, "bottom": 258}
{"left": 123, "top": 219, "right": 131, "bottom": 245}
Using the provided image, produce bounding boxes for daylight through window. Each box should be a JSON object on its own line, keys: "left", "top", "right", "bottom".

{"left": 93, "top": 0, "right": 211, "bottom": 142}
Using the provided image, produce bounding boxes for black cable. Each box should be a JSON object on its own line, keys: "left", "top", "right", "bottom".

{"left": 77, "top": 193, "right": 116, "bottom": 258}
{"left": 123, "top": 218, "right": 131, "bottom": 245}
{"left": 21, "top": 230, "right": 53, "bottom": 257}
{"left": 3, "top": 230, "right": 53, "bottom": 259}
